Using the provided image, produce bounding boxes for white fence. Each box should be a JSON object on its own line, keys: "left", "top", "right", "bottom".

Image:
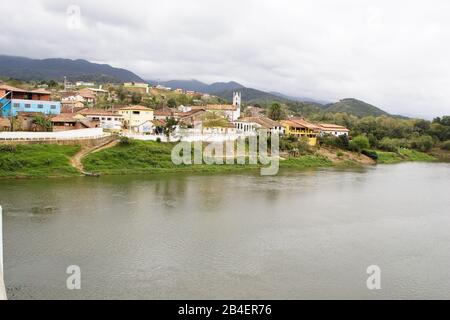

{"left": 123, "top": 132, "right": 255, "bottom": 143}
{"left": 0, "top": 128, "right": 110, "bottom": 141}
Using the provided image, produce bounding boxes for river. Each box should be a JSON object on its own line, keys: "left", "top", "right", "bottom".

{"left": 1, "top": 162, "right": 450, "bottom": 299}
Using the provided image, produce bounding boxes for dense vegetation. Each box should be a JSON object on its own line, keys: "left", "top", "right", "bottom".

{"left": 0, "top": 144, "right": 80, "bottom": 177}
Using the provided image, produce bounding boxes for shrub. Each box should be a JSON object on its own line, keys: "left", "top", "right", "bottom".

{"left": 362, "top": 149, "right": 379, "bottom": 160}
{"left": 318, "top": 134, "right": 349, "bottom": 150}
{"left": 156, "top": 137, "right": 162, "bottom": 143}
{"left": 442, "top": 140, "right": 450, "bottom": 150}
{"left": 379, "top": 137, "right": 401, "bottom": 152}
{"left": 119, "top": 136, "right": 134, "bottom": 145}
{"left": 410, "top": 135, "right": 434, "bottom": 152}
{"left": 336, "top": 151, "right": 344, "bottom": 157}
{"left": 349, "top": 135, "right": 370, "bottom": 153}
{"left": 0, "top": 145, "right": 17, "bottom": 152}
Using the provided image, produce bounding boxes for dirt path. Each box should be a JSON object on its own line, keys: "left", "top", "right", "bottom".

{"left": 70, "top": 138, "right": 119, "bottom": 174}
{"left": 317, "top": 146, "right": 376, "bottom": 165}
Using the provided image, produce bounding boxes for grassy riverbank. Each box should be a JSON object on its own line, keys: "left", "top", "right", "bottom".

{"left": 82, "top": 140, "right": 333, "bottom": 175}
{"left": 0, "top": 144, "right": 80, "bottom": 178}
{"left": 0, "top": 141, "right": 439, "bottom": 178}
{"left": 375, "top": 148, "right": 436, "bottom": 164}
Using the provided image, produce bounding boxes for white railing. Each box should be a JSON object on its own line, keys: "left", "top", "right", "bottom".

{"left": 123, "top": 132, "right": 255, "bottom": 143}
{"left": 0, "top": 128, "right": 111, "bottom": 141}
{"left": 0, "top": 205, "right": 6, "bottom": 300}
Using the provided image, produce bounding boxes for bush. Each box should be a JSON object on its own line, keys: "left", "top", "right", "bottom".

{"left": 0, "top": 145, "right": 17, "bottom": 152}
{"left": 319, "top": 134, "right": 350, "bottom": 150}
{"left": 410, "top": 135, "right": 434, "bottom": 152}
{"left": 379, "top": 137, "right": 402, "bottom": 152}
{"left": 362, "top": 149, "right": 379, "bottom": 160}
{"left": 156, "top": 137, "right": 162, "bottom": 143}
{"left": 119, "top": 136, "right": 134, "bottom": 145}
{"left": 442, "top": 140, "right": 450, "bottom": 150}
{"left": 349, "top": 135, "right": 370, "bottom": 153}
{"left": 336, "top": 151, "right": 344, "bottom": 157}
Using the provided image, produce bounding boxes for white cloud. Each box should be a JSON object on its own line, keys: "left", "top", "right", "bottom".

{"left": 1, "top": 0, "right": 450, "bottom": 118}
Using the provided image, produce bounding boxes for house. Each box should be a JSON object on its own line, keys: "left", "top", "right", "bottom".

{"left": 0, "top": 118, "right": 10, "bottom": 131}
{"left": 175, "top": 109, "right": 206, "bottom": 127}
{"left": 76, "top": 81, "right": 95, "bottom": 87}
{"left": 202, "top": 121, "right": 236, "bottom": 135}
{"left": 61, "top": 94, "right": 86, "bottom": 111}
{"left": 51, "top": 114, "right": 92, "bottom": 132}
{"left": 156, "top": 85, "right": 171, "bottom": 91}
{"left": 16, "top": 112, "right": 51, "bottom": 132}
{"left": 196, "top": 92, "right": 241, "bottom": 121}
{"left": 118, "top": 105, "right": 154, "bottom": 133}
{"left": 234, "top": 116, "right": 284, "bottom": 135}
{"left": 78, "top": 88, "right": 96, "bottom": 105}
{"left": 0, "top": 85, "right": 61, "bottom": 117}
{"left": 318, "top": 123, "right": 349, "bottom": 137}
{"left": 280, "top": 118, "right": 321, "bottom": 146}
{"left": 78, "top": 109, "right": 124, "bottom": 131}
{"left": 124, "top": 82, "right": 150, "bottom": 94}
{"left": 154, "top": 108, "right": 175, "bottom": 120}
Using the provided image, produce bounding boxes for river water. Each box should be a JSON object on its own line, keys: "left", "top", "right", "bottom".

{"left": 1, "top": 162, "right": 450, "bottom": 299}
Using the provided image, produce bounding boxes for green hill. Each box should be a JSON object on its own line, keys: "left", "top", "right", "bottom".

{"left": 324, "top": 98, "right": 389, "bottom": 117}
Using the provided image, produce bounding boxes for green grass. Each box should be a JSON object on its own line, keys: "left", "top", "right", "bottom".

{"left": 0, "top": 144, "right": 80, "bottom": 178}
{"left": 82, "top": 140, "right": 333, "bottom": 175}
{"left": 280, "top": 154, "right": 332, "bottom": 169}
{"left": 375, "top": 148, "right": 436, "bottom": 164}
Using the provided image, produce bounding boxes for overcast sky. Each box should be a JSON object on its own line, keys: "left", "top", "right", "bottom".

{"left": 1, "top": 0, "right": 450, "bottom": 118}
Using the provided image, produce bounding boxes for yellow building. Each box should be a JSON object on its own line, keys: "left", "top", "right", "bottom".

{"left": 118, "top": 105, "right": 154, "bottom": 133}
{"left": 280, "top": 118, "right": 320, "bottom": 146}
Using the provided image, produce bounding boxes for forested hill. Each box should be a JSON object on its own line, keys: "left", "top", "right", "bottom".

{"left": 0, "top": 55, "right": 144, "bottom": 83}
{"left": 323, "top": 98, "right": 389, "bottom": 117}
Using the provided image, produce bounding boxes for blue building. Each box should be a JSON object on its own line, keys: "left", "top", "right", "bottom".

{"left": 0, "top": 85, "right": 61, "bottom": 117}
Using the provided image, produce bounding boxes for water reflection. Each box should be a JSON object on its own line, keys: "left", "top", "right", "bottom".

{"left": 1, "top": 163, "right": 450, "bottom": 299}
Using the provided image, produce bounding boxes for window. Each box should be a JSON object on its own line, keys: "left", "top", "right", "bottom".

{"left": 50, "top": 105, "right": 56, "bottom": 110}
{"left": 133, "top": 111, "right": 140, "bottom": 115}
{"left": 13, "top": 103, "right": 20, "bottom": 108}
{"left": 37, "top": 104, "right": 44, "bottom": 109}
{"left": 25, "top": 104, "right": 31, "bottom": 109}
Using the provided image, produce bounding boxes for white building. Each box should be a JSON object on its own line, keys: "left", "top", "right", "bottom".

{"left": 76, "top": 81, "right": 95, "bottom": 87}
{"left": 234, "top": 116, "right": 284, "bottom": 135}
{"left": 318, "top": 123, "right": 349, "bottom": 137}
{"left": 118, "top": 105, "right": 155, "bottom": 134}
{"left": 78, "top": 109, "right": 124, "bottom": 131}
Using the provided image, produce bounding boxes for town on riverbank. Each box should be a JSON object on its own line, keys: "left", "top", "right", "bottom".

{"left": 1, "top": 78, "right": 449, "bottom": 178}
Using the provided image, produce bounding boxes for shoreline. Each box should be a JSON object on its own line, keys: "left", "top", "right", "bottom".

{"left": 0, "top": 141, "right": 440, "bottom": 179}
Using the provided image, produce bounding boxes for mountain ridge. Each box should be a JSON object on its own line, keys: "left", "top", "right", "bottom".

{"left": 0, "top": 55, "right": 144, "bottom": 83}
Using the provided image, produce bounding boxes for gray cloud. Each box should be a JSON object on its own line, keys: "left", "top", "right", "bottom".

{"left": 1, "top": 0, "right": 450, "bottom": 118}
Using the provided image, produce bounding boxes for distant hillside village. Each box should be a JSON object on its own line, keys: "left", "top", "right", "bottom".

{"left": 0, "top": 79, "right": 349, "bottom": 145}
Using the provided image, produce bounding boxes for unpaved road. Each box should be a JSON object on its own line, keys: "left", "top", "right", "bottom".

{"left": 70, "top": 139, "right": 119, "bottom": 173}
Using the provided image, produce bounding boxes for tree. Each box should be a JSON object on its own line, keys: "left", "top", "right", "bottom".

{"left": 267, "top": 103, "right": 284, "bottom": 120}
{"left": 349, "top": 135, "right": 370, "bottom": 152}
{"left": 32, "top": 115, "right": 52, "bottom": 132}
{"left": 167, "top": 98, "right": 177, "bottom": 108}
{"left": 131, "top": 92, "right": 142, "bottom": 104}
{"left": 164, "top": 117, "right": 179, "bottom": 137}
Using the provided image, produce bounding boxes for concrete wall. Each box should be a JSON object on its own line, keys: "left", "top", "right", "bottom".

{"left": 0, "top": 135, "right": 114, "bottom": 147}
